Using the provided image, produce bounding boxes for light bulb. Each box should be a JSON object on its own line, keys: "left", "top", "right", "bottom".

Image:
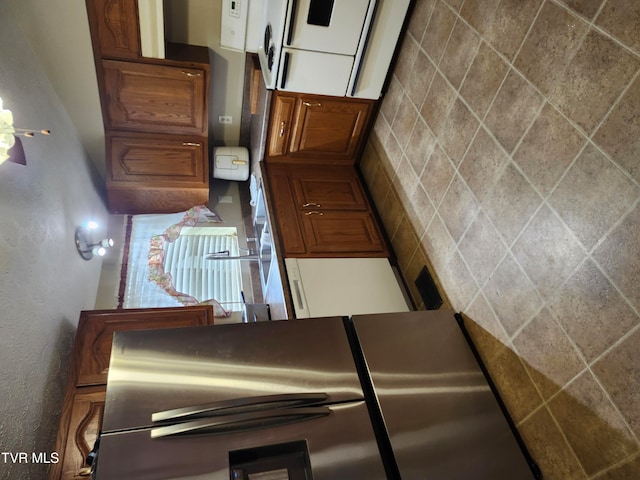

{"left": 91, "top": 246, "right": 106, "bottom": 257}
{"left": 100, "top": 238, "right": 114, "bottom": 248}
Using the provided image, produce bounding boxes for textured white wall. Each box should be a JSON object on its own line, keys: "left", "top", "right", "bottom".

{"left": 166, "top": 0, "right": 247, "bottom": 146}
{"left": 8, "top": 0, "right": 105, "bottom": 178}
{"left": 0, "top": 5, "right": 108, "bottom": 479}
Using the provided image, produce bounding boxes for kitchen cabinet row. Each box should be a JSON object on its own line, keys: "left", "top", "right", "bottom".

{"left": 86, "top": 0, "right": 210, "bottom": 214}
{"left": 261, "top": 86, "right": 389, "bottom": 259}
{"left": 49, "top": 306, "right": 215, "bottom": 480}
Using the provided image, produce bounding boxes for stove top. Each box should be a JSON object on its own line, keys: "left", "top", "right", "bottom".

{"left": 256, "top": 0, "right": 288, "bottom": 89}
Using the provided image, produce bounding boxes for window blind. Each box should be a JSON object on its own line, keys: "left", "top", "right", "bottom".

{"left": 164, "top": 228, "right": 243, "bottom": 311}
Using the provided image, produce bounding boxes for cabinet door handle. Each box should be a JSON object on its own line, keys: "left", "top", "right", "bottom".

{"left": 304, "top": 211, "right": 324, "bottom": 216}
{"left": 279, "top": 121, "right": 286, "bottom": 137}
{"left": 302, "top": 101, "right": 322, "bottom": 107}
{"left": 182, "top": 142, "right": 202, "bottom": 147}
{"left": 181, "top": 71, "right": 202, "bottom": 77}
{"left": 302, "top": 202, "right": 321, "bottom": 208}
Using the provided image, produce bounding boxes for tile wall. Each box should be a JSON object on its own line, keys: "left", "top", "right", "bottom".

{"left": 360, "top": 0, "right": 640, "bottom": 478}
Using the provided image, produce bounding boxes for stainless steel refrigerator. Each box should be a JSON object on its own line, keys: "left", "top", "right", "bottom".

{"left": 95, "top": 310, "right": 540, "bottom": 479}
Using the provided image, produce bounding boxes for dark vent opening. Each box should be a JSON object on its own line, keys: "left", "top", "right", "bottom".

{"left": 415, "top": 266, "right": 443, "bottom": 310}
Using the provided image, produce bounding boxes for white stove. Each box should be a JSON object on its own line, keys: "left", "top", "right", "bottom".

{"left": 256, "top": 0, "right": 288, "bottom": 90}
{"left": 255, "top": 0, "right": 411, "bottom": 99}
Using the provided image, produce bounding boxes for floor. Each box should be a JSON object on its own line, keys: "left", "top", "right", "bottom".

{"left": 359, "top": 0, "right": 640, "bottom": 478}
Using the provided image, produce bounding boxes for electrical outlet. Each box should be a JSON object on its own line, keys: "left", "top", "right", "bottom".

{"left": 218, "top": 115, "right": 233, "bottom": 124}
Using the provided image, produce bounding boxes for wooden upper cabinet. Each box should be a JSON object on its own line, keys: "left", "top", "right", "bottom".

{"left": 74, "top": 307, "right": 213, "bottom": 387}
{"left": 107, "top": 132, "right": 207, "bottom": 186}
{"left": 56, "top": 387, "right": 105, "bottom": 480}
{"left": 267, "top": 92, "right": 374, "bottom": 163}
{"left": 86, "top": 0, "right": 140, "bottom": 60}
{"left": 102, "top": 60, "right": 207, "bottom": 134}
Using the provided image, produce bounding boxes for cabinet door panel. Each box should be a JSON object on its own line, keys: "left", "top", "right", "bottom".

{"left": 268, "top": 94, "right": 296, "bottom": 157}
{"left": 103, "top": 60, "right": 206, "bottom": 134}
{"left": 289, "top": 167, "right": 368, "bottom": 211}
{"left": 54, "top": 387, "right": 105, "bottom": 480}
{"left": 106, "top": 185, "right": 210, "bottom": 214}
{"left": 290, "top": 98, "right": 371, "bottom": 159}
{"left": 299, "top": 211, "right": 387, "bottom": 255}
{"left": 108, "top": 133, "right": 206, "bottom": 185}
{"left": 86, "top": 0, "right": 140, "bottom": 60}
{"left": 266, "top": 166, "right": 306, "bottom": 255}
{"left": 75, "top": 307, "right": 213, "bottom": 386}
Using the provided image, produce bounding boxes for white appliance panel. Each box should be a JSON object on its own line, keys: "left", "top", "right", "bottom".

{"left": 285, "top": 258, "right": 410, "bottom": 318}
{"left": 284, "top": 0, "right": 372, "bottom": 56}
{"left": 220, "top": 0, "right": 249, "bottom": 51}
{"left": 278, "top": 48, "right": 353, "bottom": 97}
{"left": 348, "top": 0, "right": 411, "bottom": 99}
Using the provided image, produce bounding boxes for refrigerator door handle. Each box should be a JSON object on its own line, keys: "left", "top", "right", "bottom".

{"left": 151, "top": 392, "right": 329, "bottom": 423}
{"left": 150, "top": 407, "right": 331, "bottom": 439}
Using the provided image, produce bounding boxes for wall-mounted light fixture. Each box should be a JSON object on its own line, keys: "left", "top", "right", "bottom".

{"left": 75, "top": 221, "right": 114, "bottom": 260}
{"left": 0, "top": 96, "right": 50, "bottom": 166}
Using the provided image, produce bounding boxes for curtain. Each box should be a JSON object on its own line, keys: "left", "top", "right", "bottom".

{"left": 121, "top": 206, "right": 236, "bottom": 317}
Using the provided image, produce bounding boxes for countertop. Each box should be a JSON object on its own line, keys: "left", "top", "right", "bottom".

{"left": 245, "top": 54, "right": 295, "bottom": 320}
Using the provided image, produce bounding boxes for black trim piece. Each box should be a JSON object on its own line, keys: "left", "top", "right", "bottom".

{"left": 307, "top": 0, "right": 334, "bottom": 27}
{"left": 286, "top": 0, "right": 298, "bottom": 45}
{"left": 454, "top": 313, "right": 543, "bottom": 479}
{"left": 343, "top": 317, "right": 401, "bottom": 480}
{"left": 280, "top": 52, "right": 291, "bottom": 89}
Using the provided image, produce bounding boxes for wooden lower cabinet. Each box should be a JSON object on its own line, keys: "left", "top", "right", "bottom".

{"left": 300, "top": 210, "right": 387, "bottom": 255}
{"left": 265, "top": 163, "right": 388, "bottom": 257}
{"left": 267, "top": 91, "right": 374, "bottom": 163}
{"left": 49, "top": 306, "right": 214, "bottom": 480}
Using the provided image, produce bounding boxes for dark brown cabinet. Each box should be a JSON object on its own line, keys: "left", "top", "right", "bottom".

{"left": 86, "top": 0, "right": 140, "bottom": 60}
{"left": 265, "top": 164, "right": 388, "bottom": 257}
{"left": 106, "top": 132, "right": 209, "bottom": 213}
{"left": 267, "top": 91, "right": 374, "bottom": 163}
{"left": 102, "top": 60, "right": 207, "bottom": 135}
{"left": 85, "top": 0, "right": 210, "bottom": 214}
{"left": 50, "top": 307, "right": 214, "bottom": 480}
